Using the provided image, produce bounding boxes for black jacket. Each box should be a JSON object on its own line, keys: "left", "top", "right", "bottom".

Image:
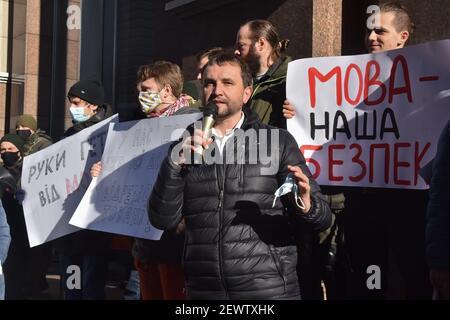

{"left": 1, "top": 160, "right": 30, "bottom": 299}
{"left": 426, "top": 119, "right": 450, "bottom": 268}
{"left": 148, "top": 110, "right": 331, "bottom": 299}
{"left": 63, "top": 105, "right": 112, "bottom": 137}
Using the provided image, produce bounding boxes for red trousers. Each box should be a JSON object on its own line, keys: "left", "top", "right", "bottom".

{"left": 135, "top": 258, "right": 185, "bottom": 300}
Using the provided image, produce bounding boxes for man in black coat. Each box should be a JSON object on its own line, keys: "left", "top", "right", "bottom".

{"left": 148, "top": 52, "right": 331, "bottom": 300}
{"left": 57, "top": 79, "right": 113, "bottom": 300}
{"left": 426, "top": 119, "right": 450, "bottom": 299}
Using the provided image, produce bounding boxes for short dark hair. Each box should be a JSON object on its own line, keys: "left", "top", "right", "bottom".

{"left": 244, "top": 19, "right": 290, "bottom": 61}
{"left": 136, "top": 61, "right": 184, "bottom": 98}
{"left": 204, "top": 51, "right": 253, "bottom": 88}
{"left": 380, "top": 2, "right": 415, "bottom": 34}
{"left": 196, "top": 47, "right": 224, "bottom": 63}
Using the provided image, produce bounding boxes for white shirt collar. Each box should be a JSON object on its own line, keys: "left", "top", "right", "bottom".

{"left": 211, "top": 112, "right": 245, "bottom": 154}
{"left": 211, "top": 112, "right": 245, "bottom": 138}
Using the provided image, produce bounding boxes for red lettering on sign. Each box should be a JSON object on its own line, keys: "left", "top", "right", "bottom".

{"left": 394, "top": 142, "right": 411, "bottom": 185}
{"left": 300, "top": 145, "right": 323, "bottom": 179}
{"left": 308, "top": 67, "right": 342, "bottom": 108}
{"left": 328, "top": 144, "right": 345, "bottom": 181}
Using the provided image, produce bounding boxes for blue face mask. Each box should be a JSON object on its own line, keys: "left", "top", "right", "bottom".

{"left": 70, "top": 105, "right": 91, "bottom": 123}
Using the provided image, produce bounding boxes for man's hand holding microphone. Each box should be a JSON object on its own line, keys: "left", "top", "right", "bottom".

{"left": 173, "top": 102, "right": 218, "bottom": 166}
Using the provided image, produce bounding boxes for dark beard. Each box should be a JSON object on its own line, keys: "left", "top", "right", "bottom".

{"left": 217, "top": 108, "right": 239, "bottom": 121}
{"left": 216, "top": 103, "right": 242, "bottom": 121}
{"left": 245, "top": 44, "right": 261, "bottom": 77}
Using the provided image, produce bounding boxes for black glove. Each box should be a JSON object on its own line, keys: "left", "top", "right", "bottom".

{"left": 0, "top": 166, "right": 17, "bottom": 197}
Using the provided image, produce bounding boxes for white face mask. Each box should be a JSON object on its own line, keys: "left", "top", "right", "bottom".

{"left": 139, "top": 90, "right": 163, "bottom": 114}
{"left": 69, "top": 105, "right": 91, "bottom": 123}
{"left": 272, "top": 173, "right": 305, "bottom": 209}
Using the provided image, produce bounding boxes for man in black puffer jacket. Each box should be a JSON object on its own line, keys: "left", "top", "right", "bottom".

{"left": 148, "top": 52, "right": 331, "bottom": 300}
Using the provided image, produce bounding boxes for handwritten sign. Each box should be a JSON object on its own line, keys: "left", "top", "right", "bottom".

{"left": 287, "top": 39, "right": 450, "bottom": 189}
{"left": 21, "top": 115, "right": 119, "bottom": 247}
{"left": 69, "top": 113, "right": 202, "bottom": 239}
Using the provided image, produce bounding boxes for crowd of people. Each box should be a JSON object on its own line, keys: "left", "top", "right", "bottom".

{"left": 0, "top": 1, "right": 448, "bottom": 300}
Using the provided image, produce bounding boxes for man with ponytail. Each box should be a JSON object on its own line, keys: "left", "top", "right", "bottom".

{"left": 235, "top": 19, "right": 291, "bottom": 129}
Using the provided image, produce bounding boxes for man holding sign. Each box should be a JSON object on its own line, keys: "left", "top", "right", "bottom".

{"left": 286, "top": 2, "right": 433, "bottom": 299}
{"left": 345, "top": 2, "right": 431, "bottom": 300}
{"left": 56, "top": 79, "right": 113, "bottom": 300}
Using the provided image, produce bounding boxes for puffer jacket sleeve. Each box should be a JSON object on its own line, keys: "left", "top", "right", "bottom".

{"left": 426, "top": 119, "right": 450, "bottom": 268}
{"left": 148, "top": 152, "right": 185, "bottom": 231}
{"left": 0, "top": 203, "right": 10, "bottom": 264}
{"left": 278, "top": 129, "right": 332, "bottom": 232}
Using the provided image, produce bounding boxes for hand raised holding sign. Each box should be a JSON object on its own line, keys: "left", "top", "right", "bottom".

{"left": 282, "top": 100, "right": 296, "bottom": 119}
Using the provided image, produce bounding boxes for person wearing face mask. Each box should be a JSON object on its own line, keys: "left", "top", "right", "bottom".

{"left": 0, "top": 167, "right": 15, "bottom": 300}
{"left": 91, "top": 61, "right": 195, "bottom": 300}
{"left": 0, "top": 134, "right": 24, "bottom": 171}
{"left": 15, "top": 114, "right": 52, "bottom": 156}
{"left": 136, "top": 61, "right": 196, "bottom": 299}
{"left": 1, "top": 134, "right": 54, "bottom": 299}
{"left": 136, "top": 61, "right": 194, "bottom": 119}
{"left": 64, "top": 80, "right": 112, "bottom": 137}
{"left": 55, "top": 80, "right": 114, "bottom": 300}
{"left": 14, "top": 115, "right": 53, "bottom": 297}
{"left": 0, "top": 134, "right": 32, "bottom": 299}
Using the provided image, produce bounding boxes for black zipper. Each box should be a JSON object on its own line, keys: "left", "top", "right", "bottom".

{"left": 216, "top": 164, "right": 228, "bottom": 298}
{"left": 238, "top": 142, "right": 245, "bottom": 188}
{"left": 268, "top": 245, "right": 287, "bottom": 293}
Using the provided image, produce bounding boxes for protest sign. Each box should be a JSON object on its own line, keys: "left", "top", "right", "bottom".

{"left": 69, "top": 113, "right": 201, "bottom": 239}
{"left": 287, "top": 40, "right": 450, "bottom": 189}
{"left": 22, "top": 115, "right": 119, "bottom": 247}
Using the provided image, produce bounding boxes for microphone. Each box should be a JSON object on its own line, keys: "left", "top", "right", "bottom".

{"left": 195, "top": 102, "right": 218, "bottom": 158}
{"left": 202, "top": 101, "right": 218, "bottom": 140}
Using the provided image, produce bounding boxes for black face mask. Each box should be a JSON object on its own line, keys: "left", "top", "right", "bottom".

{"left": 1, "top": 151, "right": 20, "bottom": 167}
{"left": 17, "top": 129, "right": 32, "bottom": 140}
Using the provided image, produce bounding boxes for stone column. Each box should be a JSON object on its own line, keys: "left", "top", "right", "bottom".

{"left": 0, "top": 0, "right": 26, "bottom": 135}
{"left": 23, "top": 0, "right": 50, "bottom": 120}
{"left": 64, "top": 0, "right": 81, "bottom": 131}
{"left": 312, "top": 0, "right": 342, "bottom": 57}
{"left": 22, "top": 0, "right": 81, "bottom": 135}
